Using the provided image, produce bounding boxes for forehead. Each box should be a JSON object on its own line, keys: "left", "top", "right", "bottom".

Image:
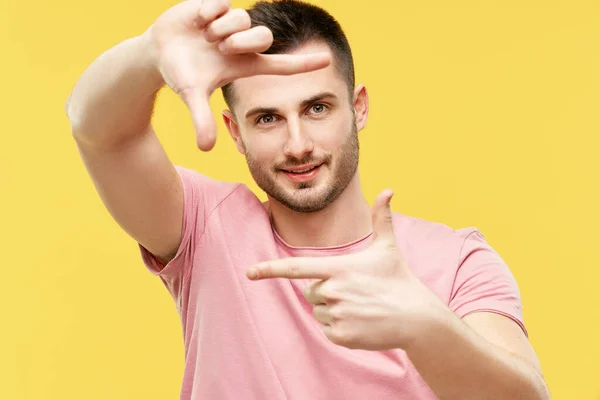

{"left": 231, "top": 41, "right": 349, "bottom": 114}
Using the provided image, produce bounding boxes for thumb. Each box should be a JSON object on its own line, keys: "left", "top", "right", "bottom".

{"left": 371, "top": 189, "right": 396, "bottom": 243}
{"left": 179, "top": 87, "right": 217, "bottom": 151}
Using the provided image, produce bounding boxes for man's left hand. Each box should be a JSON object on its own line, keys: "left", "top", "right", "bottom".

{"left": 245, "top": 189, "right": 446, "bottom": 351}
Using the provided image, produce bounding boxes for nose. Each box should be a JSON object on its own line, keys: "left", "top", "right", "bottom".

{"left": 283, "top": 118, "right": 314, "bottom": 160}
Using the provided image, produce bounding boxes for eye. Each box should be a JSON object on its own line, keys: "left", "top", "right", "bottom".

{"left": 309, "top": 103, "right": 328, "bottom": 114}
{"left": 257, "top": 114, "right": 278, "bottom": 125}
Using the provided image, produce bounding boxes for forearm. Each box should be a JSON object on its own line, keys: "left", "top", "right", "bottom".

{"left": 405, "top": 309, "right": 549, "bottom": 399}
{"left": 66, "top": 33, "right": 165, "bottom": 148}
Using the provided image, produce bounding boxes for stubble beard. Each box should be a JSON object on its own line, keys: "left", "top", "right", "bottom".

{"left": 244, "top": 123, "right": 359, "bottom": 213}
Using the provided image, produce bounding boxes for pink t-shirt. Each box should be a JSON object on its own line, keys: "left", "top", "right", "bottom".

{"left": 139, "top": 166, "right": 527, "bottom": 400}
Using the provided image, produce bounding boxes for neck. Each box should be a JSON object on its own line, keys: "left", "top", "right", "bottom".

{"left": 266, "top": 172, "right": 372, "bottom": 248}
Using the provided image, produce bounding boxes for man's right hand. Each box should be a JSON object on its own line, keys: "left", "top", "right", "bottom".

{"left": 143, "top": 0, "right": 331, "bottom": 151}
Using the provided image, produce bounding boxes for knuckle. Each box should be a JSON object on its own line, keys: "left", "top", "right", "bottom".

{"left": 318, "top": 281, "right": 340, "bottom": 302}
{"left": 204, "top": 25, "right": 217, "bottom": 39}
{"left": 287, "top": 264, "right": 300, "bottom": 278}
{"left": 373, "top": 239, "right": 397, "bottom": 253}
{"left": 257, "top": 26, "right": 273, "bottom": 43}
{"left": 328, "top": 326, "right": 351, "bottom": 346}
{"left": 222, "top": 36, "right": 236, "bottom": 50}
{"left": 263, "top": 265, "right": 273, "bottom": 278}
{"left": 255, "top": 264, "right": 271, "bottom": 279}
{"left": 329, "top": 306, "right": 344, "bottom": 321}
{"left": 196, "top": 7, "right": 210, "bottom": 22}
{"left": 331, "top": 265, "right": 346, "bottom": 276}
{"left": 384, "top": 241, "right": 398, "bottom": 254}
{"left": 232, "top": 8, "right": 251, "bottom": 27}
{"left": 303, "top": 284, "right": 313, "bottom": 299}
{"left": 211, "top": 0, "right": 227, "bottom": 10}
{"left": 218, "top": 0, "right": 231, "bottom": 14}
{"left": 197, "top": 0, "right": 228, "bottom": 21}
{"left": 319, "top": 288, "right": 337, "bottom": 303}
{"left": 312, "top": 305, "right": 322, "bottom": 319}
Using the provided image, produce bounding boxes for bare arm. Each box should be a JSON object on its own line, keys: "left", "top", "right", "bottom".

{"left": 66, "top": 35, "right": 182, "bottom": 265}
{"left": 65, "top": 0, "right": 330, "bottom": 267}
{"left": 66, "top": 35, "right": 164, "bottom": 149}
{"left": 405, "top": 310, "right": 550, "bottom": 399}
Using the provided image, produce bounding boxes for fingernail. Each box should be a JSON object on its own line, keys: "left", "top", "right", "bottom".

{"left": 247, "top": 268, "right": 258, "bottom": 280}
{"left": 386, "top": 189, "right": 394, "bottom": 201}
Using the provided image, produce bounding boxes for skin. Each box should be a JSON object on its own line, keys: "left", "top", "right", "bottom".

{"left": 68, "top": 0, "right": 549, "bottom": 396}
{"left": 221, "top": 39, "right": 549, "bottom": 400}
{"left": 245, "top": 190, "right": 549, "bottom": 399}
{"left": 223, "top": 41, "right": 373, "bottom": 248}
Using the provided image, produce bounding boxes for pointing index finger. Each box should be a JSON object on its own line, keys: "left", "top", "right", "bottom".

{"left": 247, "top": 255, "right": 346, "bottom": 281}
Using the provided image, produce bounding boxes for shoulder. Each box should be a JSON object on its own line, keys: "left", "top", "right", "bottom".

{"left": 174, "top": 166, "right": 267, "bottom": 221}
{"left": 390, "top": 213, "right": 518, "bottom": 309}
{"left": 174, "top": 165, "right": 240, "bottom": 192}
{"left": 173, "top": 165, "right": 247, "bottom": 208}
{"left": 391, "top": 212, "right": 479, "bottom": 251}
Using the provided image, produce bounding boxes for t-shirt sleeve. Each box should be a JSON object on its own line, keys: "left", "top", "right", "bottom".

{"left": 137, "top": 165, "right": 236, "bottom": 283}
{"left": 449, "top": 229, "right": 528, "bottom": 337}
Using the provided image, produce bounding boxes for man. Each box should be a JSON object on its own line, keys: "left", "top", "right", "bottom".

{"left": 65, "top": 0, "right": 550, "bottom": 398}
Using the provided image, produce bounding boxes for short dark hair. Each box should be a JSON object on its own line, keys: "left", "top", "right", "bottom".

{"left": 221, "top": 0, "right": 355, "bottom": 110}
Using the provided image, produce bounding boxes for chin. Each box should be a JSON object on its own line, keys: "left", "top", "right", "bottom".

{"left": 280, "top": 198, "right": 330, "bottom": 213}
{"left": 254, "top": 167, "right": 344, "bottom": 213}
{"left": 278, "top": 183, "right": 339, "bottom": 213}
{"left": 285, "top": 178, "right": 330, "bottom": 196}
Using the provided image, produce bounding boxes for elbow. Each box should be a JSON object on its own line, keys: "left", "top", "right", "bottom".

{"left": 534, "top": 379, "right": 551, "bottom": 400}
{"left": 65, "top": 94, "right": 81, "bottom": 130}
{"left": 64, "top": 94, "right": 71, "bottom": 117}
{"left": 493, "top": 363, "right": 550, "bottom": 400}
{"left": 519, "top": 370, "right": 550, "bottom": 400}
{"left": 65, "top": 93, "right": 78, "bottom": 124}
{"left": 65, "top": 95, "right": 90, "bottom": 142}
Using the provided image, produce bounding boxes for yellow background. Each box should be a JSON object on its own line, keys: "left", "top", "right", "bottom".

{"left": 1, "top": 0, "right": 598, "bottom": 398}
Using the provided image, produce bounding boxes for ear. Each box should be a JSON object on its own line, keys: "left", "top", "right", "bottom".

{"left": 222, "top": 109, "right": 245, "bottom": 155}
{"left": 352, "top": 84, "right": 369, "bottom": 132}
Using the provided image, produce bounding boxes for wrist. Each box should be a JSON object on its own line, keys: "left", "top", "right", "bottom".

{"left": 410, "top": 310, "right": 462, "bottom": 356}
{"left": 137, "top": 30, "right": 166, "bottom": 92}
{"left": 402, "top": 282, "right": 456, "bottom": 352}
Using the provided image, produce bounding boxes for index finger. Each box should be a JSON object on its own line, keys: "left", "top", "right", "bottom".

{"left": 247, "top": 254, "right": 347, "bottom": 281}
{"left": 252, "top": 52, "right": 331, "bottom": 76}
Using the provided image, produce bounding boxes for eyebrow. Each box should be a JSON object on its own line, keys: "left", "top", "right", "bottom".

{"left": 244, "top": 92, "right": 338, "bottom": 120}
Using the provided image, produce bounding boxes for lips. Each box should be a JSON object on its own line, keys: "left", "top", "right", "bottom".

{"left": 282, "top": 163, "right": 321, "bottom": 174}
{"left": 281, "top": 163, "right": 323, "bottom": 183}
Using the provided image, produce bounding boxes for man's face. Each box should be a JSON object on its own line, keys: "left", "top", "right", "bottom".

{"left": 225, "top": 42, "right": 365, "bottom": 213}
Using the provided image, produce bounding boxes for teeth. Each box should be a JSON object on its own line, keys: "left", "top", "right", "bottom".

{"left": 288, "top": 166, "right": 316, "bottom": 173}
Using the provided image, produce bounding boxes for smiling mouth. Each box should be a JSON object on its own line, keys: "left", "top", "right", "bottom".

{"left": 282, "top": 164, "right": 321, "bottom": 174}
{"left": 280, "top": 163, "right": 323, "bottom": 183}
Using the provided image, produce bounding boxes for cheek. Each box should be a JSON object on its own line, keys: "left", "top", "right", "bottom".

{"left": 308, "top": 118, "right": 352, "bottom": 150}
{"left": 244, "top": 134, "right": 284, "bottom": 163}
